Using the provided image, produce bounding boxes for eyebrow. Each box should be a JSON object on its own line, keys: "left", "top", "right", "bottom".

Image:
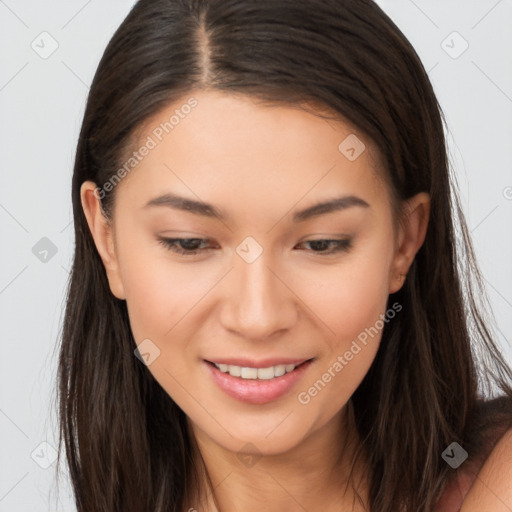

{"left": 143, "top": 193, "right": 370, "bottom": 222}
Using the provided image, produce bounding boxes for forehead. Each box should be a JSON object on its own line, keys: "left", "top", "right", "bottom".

{"left": 112, "top": 89, "right": 387, "bottom": 215}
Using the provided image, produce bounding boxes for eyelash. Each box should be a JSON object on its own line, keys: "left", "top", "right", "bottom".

{"left": 157, "top": 237, "right": 353, "bottom": 256}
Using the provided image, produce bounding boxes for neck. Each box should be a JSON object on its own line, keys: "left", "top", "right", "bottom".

{"left": 187, "top": 401, "right": 369, "bottom": 512}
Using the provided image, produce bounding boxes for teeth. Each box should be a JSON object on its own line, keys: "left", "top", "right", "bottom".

{"left": 241, "top": 367, "right": 258, "bottom": 379}
{"left": 274, "top": 365, "right": 286, "bottom": 377}
{"left": 214, "top": 362, "right": 300, "bottom": 379}
{"left": 228, "top": 365, "right": 241, "bottom": 377}
{"left": 257, "top": 367, "right": 274, "bottom": 380}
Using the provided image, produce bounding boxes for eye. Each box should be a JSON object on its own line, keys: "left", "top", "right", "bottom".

{"left": 295, "top": 238, "right": 353, "bottom": 255}
{"left": 157, "top": 237, "right": 215, "bottom": 255}
{"left": 157, "top": 237, "right": 352, "bottom": 257}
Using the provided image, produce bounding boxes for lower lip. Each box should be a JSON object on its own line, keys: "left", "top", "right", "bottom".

{"left": 204, "top": 360, "right": 313, "bottom": 405}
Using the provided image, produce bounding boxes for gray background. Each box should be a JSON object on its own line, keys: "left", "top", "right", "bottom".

{"left": 1, "top": 1, "right": 511, "bottom": 510}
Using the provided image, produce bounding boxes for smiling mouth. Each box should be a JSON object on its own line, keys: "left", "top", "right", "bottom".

{"left": 204, "top": 358, "right": 314, "bottom": 404}
{"left": 205, "top": 359, "right": 313, "bottom": 380}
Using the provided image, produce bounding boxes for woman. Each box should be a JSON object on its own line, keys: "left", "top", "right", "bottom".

{"left": 57, "top": 0, "right": 512, "bottom": 510}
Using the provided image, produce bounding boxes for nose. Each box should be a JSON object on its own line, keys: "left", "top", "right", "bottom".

{"left": 219, "top": 252, "right": 298, "bottom": 342}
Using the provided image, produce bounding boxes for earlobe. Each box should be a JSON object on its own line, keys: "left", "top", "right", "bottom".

{"left": 388, "top": 192, "right": 431, "bottom": 294}
{"left": 80, "top": 181, "right": 126, "bottom": 300}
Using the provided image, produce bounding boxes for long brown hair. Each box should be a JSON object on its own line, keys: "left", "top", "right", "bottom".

{"left": 57, "top": 0, "right": 512, "bottom": 510}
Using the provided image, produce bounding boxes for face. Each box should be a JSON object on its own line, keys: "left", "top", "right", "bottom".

{"left": 81, "top": 89, "right": 429, "bottom": 457}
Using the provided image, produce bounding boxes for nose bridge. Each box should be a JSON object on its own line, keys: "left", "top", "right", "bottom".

{"left": 220, "top": 243, "right": 296, "bottom": 340}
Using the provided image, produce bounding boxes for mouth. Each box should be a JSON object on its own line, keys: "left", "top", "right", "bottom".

{"left": 207, "top": 360, "right": 311, "bottom": 380}
{"left": 203, "top": 358, "right": 314, "bottom": 404}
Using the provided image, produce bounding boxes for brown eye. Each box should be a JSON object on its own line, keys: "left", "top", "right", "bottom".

{"left": 157, "top": 237, "right": 214, "bottom": 255}
{"left": 296, "top": 239, "right": 352, "bottom": 255}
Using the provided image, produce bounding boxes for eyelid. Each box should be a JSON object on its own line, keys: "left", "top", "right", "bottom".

{"left": 156, "top": 236, "right": 353, "bottom": 257}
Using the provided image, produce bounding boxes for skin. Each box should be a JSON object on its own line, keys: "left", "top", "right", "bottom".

{"left": 459, "top": 428, "right": 512, "bottom": 511}
{"left": 81, "top": 89, "right": 430, "bottom": 511}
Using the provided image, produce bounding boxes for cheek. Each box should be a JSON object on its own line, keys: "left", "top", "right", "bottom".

{"left": 295, "top": 282, "right": 389, "bottom": 423}
{"left": 117, "top": 237, "right": 213, "bottom": 344}
{"left": 292, "top": 235, "right": 394, "bottom": 409}
{"left": 300, "top": 242, "right": 394, "bottom": 350}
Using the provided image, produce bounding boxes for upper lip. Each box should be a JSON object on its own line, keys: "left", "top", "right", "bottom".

{"left": 205, "top": 357, "right": 312, "bottom": 368}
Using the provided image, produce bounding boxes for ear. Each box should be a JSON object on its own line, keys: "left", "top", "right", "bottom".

{"left": 80, "top": 181, "right": 126, "bottom": 300}
{"left": 388, "top": 192, "right": 430, "bottom": 294}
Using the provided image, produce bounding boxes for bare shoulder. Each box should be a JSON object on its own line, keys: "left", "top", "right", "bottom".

{"left": 460, "top": 426, "right": 512, "bottom": 511}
